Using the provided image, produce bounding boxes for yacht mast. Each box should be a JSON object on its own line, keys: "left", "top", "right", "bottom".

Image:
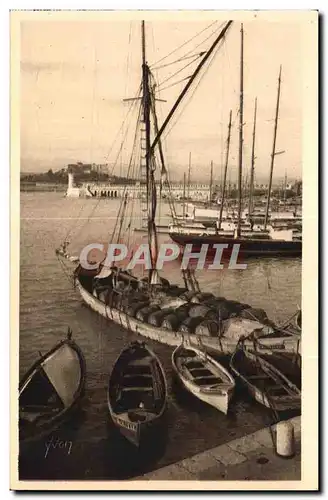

{"left": 218, "top": 109, "right": 232, "bottom": 230}
{"left": 141, "top": 21, "right": 150, "bottom": 191}
{"left": 248, "top": 97, "right": 257, "bottom": 218}
{"left": 284, "top": 169, "right": 287, "bottom": 211}
{"left": 187, "top": 152, "right": 191, "bottom": 202}
{"left": 183, "top": 172, "right": 186, "bottom": 218}
{"left": 264, "top": 65, "right": 282, "bottom": 230}
{"left": 236, "top": 23, "right": 244, "bottom": 238}
{"left": 209, "top": 160, "right": 213, "bottom": 203}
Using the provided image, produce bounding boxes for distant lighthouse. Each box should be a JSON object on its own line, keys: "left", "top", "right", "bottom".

{"left": 66, "top": 170, "right": 80, "bottom": 198}
{"left": 68, "top": 171, "right": 74, "bottom": 190}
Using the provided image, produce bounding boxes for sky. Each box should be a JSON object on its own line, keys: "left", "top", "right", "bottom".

{"left": 19, "top": 13, "right": 306, "bottom": 182}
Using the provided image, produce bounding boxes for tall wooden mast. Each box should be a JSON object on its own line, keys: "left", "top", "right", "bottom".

{"left": 284, "top": 169, "right": 287, "bottom": 210}
{"left": 142, "top": 21, "right": 151, "bottom": 198}
{"left": 209, "top": 160, "right": 214, "bottom": 203}
{"left": 183, "top": 172, "right": 186, "bottom": 218}
{"left": 264, "top": 65, "right": 282, "bottom": 230}
{"left": 187, "top": 152, "right": 191, "bottom": 201}
{"left": 236, "top": 23, "right": 244, "bottom": 238}
{"left": 248, "top": 97, "right": 257, "bottom": 218}
{"left": 141, "top": 20, "right": 159, "bottom": 284}
{"left": 218, "top": 109, "right": 232, "bottom": 230}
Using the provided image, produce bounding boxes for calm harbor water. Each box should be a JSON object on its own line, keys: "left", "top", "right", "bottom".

{"left": 19, "top": 192, "right": 301, "bottom": 480}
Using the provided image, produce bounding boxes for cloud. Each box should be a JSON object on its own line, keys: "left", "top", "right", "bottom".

{"left": 20, "top": 61, "right": 82, "bottom": 74}
{"left": 21, "top": 61, "right": 61, "bottom": 73}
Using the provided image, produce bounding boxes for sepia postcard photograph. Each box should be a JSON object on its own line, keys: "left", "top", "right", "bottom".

{"left": 10, "top": 9, "right": 318, "bottom": 491}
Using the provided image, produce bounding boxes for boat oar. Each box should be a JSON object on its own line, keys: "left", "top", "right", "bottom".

{"left": 277, "top": 310, "right": 300, "bottom": 330}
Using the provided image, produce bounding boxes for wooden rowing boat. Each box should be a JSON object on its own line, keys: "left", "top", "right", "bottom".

{"left": 107, "top": 341, "right": 167, "bottom": 447}
{"left": 172, "top": 342, "right": 235, "bottom": 414}
{"left": 19, "top": 330, "right": 86, "bottom": 445}
{"left": 229, "top": 347, "right": 301, "bottom": 411}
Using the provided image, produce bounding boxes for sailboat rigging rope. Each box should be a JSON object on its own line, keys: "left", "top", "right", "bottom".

{"left": 110, "top": 186, "right": 129, "bottom": 247}
{"left": 124, "top": 21, "right": 133, "bottom": 99}
{"left": 61, "top": 201, "right": 86, "bottom": 244}
{"left": 115, "top": 109, "right": 141, "bottom": 246}
{"left": 110, "top": 102, "right": 143, "bottom": 245}
{"left": 125, "top": 129, "right": 141, "bottom": 248}
{"left": 56, "top": 254, "right": 75, "bottom": 286}
{"left": 104, "top": 84, "right": 141, "bottom": 170}
{"left": 156, "top": 55, "right": 202, "bottom": 90}
{"left": 126, "top": 144, "right": 140, "bottom": 249}
{"left": 58, "top": 90, "right": 142, "bottom": 253}
{"left": 148, "top": 77, "right": 177, "bottom": 222}
{"left": 89, "top": 44, "right": 98, "bottom": 167}
{"left": 162, "top": 37, "right": 226, "bottom": 143}
{"left": 118, "top": 21, "right": 134, "bottom": 174}
{"left": 156, "top": 23, "right": 226, "bottom": 93}
{"left": 116, "top": 193, "right": 129, "bottom": 243}
{"left": 158, "top": 75, "right": 191, "bottom": 93}
{"left": 154, "top": 52, "right": 206, "bottom": 71}
{"left": 109, "top": 86, "right": 142, "bottom": 178}
{"left": 150, "top": 20, "right": 219, "bottom": 68}
{"left": 68, "top": 196, "right": 103, "bottom": 245}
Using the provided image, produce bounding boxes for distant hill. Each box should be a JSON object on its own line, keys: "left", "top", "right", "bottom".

{"left": 20, "top": 164, "right": 138, "bottom": 186}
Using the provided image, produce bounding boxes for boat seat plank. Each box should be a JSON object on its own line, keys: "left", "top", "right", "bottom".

{"left": 193, "top": 374, "right": 221, "bottom": 381}
{"left": 187, "top": 366, "right": 209, "bottom": 372}
{"left": 128, "top": 357, "right": 153, "bottom": 367}
{"left": 193, "top": 377, "right": 221, "bottom": 384}
{"left": 121, "top": 386, "right": 153, "bottom": 392}
{"left": 185, "top": 362, "right": 205, "bottom": 369}
{"left": 123, "top": 373, "right": 152, "bottom": 379}
{"left": 189, "top": 370, "right": 216, "bottom": 378}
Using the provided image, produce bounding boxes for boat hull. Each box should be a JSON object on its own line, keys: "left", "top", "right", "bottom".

{"left": 229, "top": 349, "right": 301, "bottom": 411}
{"left": 174, "top": 372, "right": 232, "bottom": 414}
{"left": 107, "top": 341, "right": 167, "bottom": 447}
{"left": 19, "top": 338, "right": 86, "bottom": 448}
{"left": 172, "top": 344, "right": 235, "bottom": 414}
{"left": 110, "top": 412, "right": 165, "bottom": 447}
{"left": 111, "top": 414, "right": 140, "bottom": 446}
{"left": 170, "top": 233, "right": 302, "bottom": 258}
{"left": 76, "top": 278, "right": 301, "bottom": 355}
{"left": 248, "top": 386, "right": 300, "bottom": 411}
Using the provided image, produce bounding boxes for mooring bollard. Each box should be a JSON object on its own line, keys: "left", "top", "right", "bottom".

{"left": 276, "top": 421, "right": 295, "bottom": 458}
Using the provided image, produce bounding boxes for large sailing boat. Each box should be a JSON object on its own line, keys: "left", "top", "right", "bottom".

{"left": 69, "top": 20, "right": 301, "bottom": 355}
{"left": 170, "top": 25, "right": 302, "bottom": 258}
